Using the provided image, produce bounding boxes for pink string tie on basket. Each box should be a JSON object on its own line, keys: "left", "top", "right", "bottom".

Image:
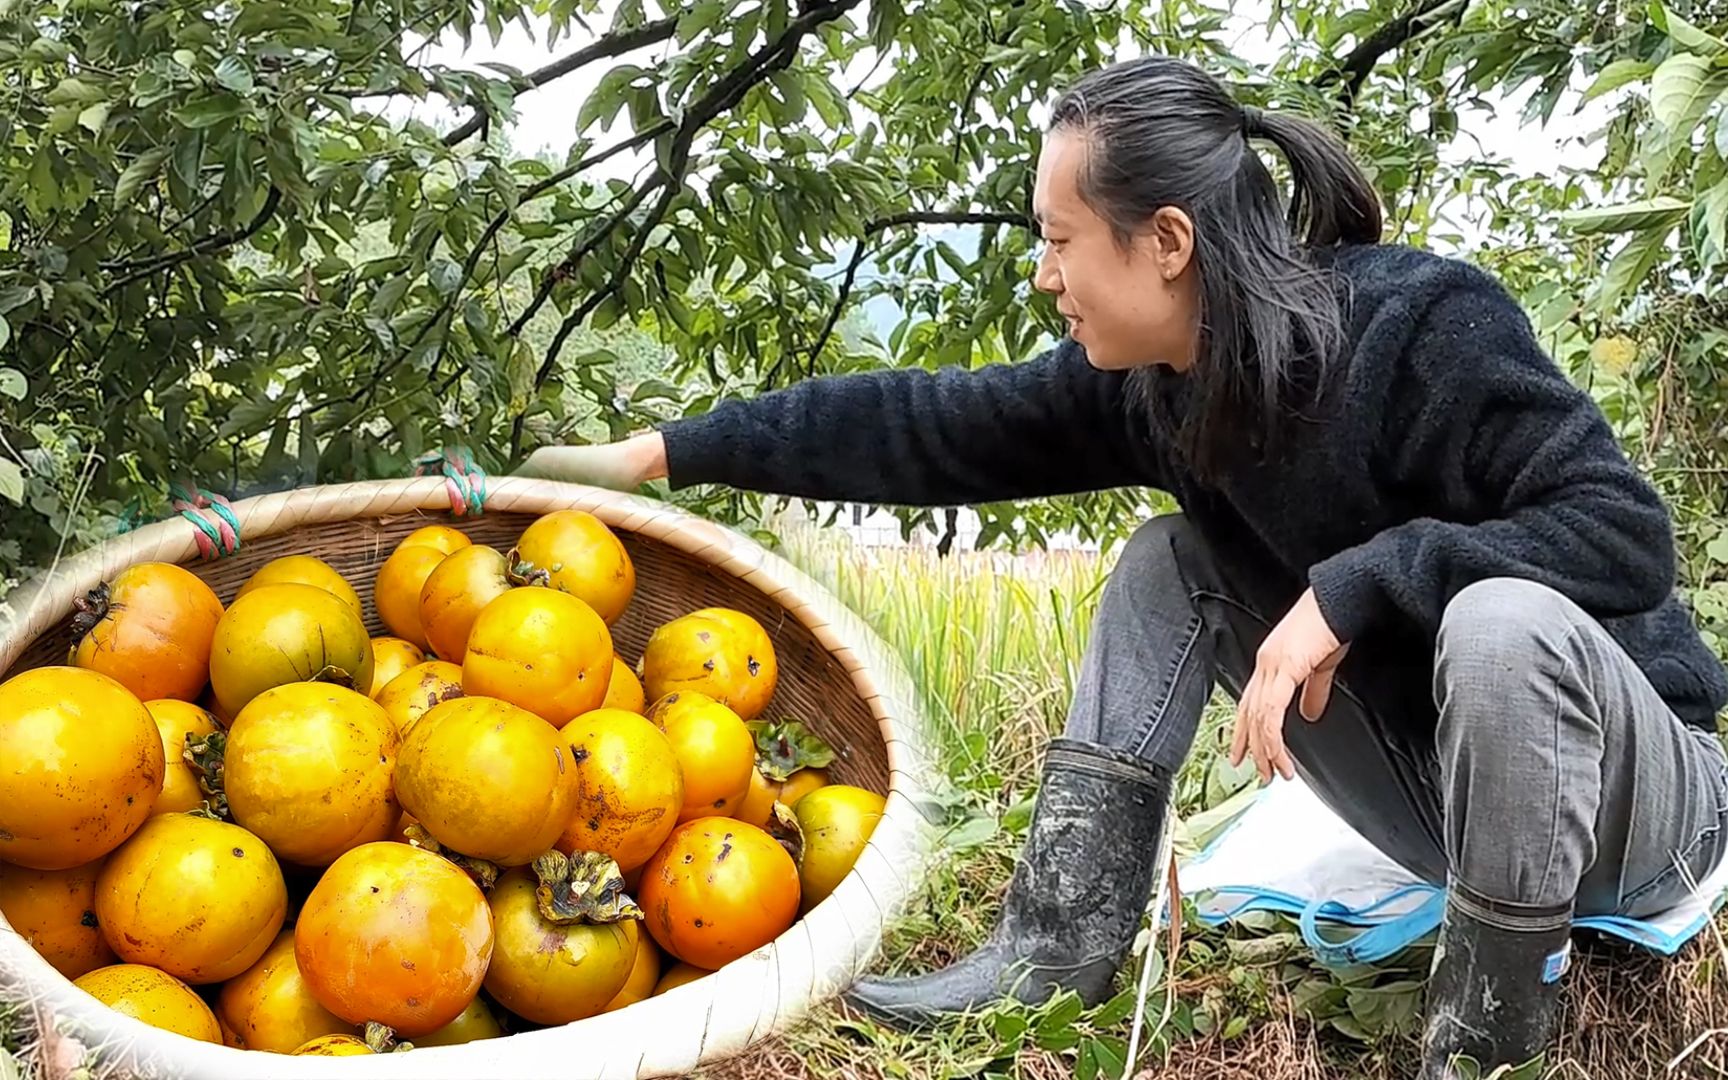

{"left": 413, "top": 446, "right": 488, "bottom": 518}
{"left": 169, "top": 481, "right": 242, "bottom": 560}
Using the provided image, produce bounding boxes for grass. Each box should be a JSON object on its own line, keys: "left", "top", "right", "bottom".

{"left": 695, "top": 521, "right": 1728, "bottom": 1080}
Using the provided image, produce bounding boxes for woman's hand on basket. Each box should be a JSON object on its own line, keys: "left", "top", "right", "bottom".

{"left": 515, "top": 433, "right": 668, "bottom": 491}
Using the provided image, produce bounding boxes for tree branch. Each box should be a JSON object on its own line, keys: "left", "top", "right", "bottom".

{"left": 1320, "top": 0, "right": 1472, "bottom": 100}
{"left": 102, "top": 188, "right": 283, "bottom": 294}
{"left": 441, "top": 13, "right": 683, "bottom": 147}
{"left": 506, "top": 176, "right": 665, "bottom": 338}
{"left": 802, "top": 211, "right": 1030, "bottom": 373}
{"left": 509, "top": 0, "right": 866, "bottom": 457}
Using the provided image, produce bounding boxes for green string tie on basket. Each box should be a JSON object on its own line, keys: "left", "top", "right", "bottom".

{"left": 169, "top": 481, "right": 242, "bottom": 560}
{"left": 413, "top": 446, "right": 487, "bottom": 518}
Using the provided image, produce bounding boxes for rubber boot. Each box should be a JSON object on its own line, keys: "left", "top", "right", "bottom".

{"left": 1420, "top": 881, "right": 1572, "bottom": 1079}
{"left": 843, "top": 737, "right": 1173, "bottom": 1030}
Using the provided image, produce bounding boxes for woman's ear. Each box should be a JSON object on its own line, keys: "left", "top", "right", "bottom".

{"left": 1146, "top": 206, "right": 1196, "bottom": 280}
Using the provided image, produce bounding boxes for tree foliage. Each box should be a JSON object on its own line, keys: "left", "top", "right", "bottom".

{"left": 1, "top": 0, "right": 1725, "bottom": 651}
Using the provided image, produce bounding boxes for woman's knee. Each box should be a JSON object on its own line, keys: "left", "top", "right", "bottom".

{"left": 1436, "top": 578, "right": 1580, "bottom": 672}
{"left": 1112, "top": 514, "right": 1198, "bottom": 586}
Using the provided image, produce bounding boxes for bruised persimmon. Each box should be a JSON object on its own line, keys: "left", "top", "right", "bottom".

{"left": 0, "top": 857, "right": 117, "bottom": 979}
{"left": 419, "top": 544, "right": 513, "bottom": 662}
{"left": 556, "top": 708, "right": 682, "bottom": 871}
{"left": 639, "top": 815, "right": 798, "bottom": 967}
{"left": 652, "top": 962, "right": 711, "bottom": 995}
{"left": 223, "top": 683, "right": 399, "bottom": 866}
{"left": 293, "top": 1034, "right": 371, "bottom": 1056}
{"left": 512, "top": 509, "right": 635, "bottom": 625}
{"left": 375, "top": 659, "right": 464, "bottom": 737}
{"left": 734, "top": 767, "right": 782, "bottom": 830}
{"left": 74, "top": 963, "right": 222, "bottom": 1043}
{"left": 395, "top": 697, "right": 578, "bottom": 866}
{"left": 367, "top": 637, "right": 426, "bottom": 699}
{"left": 0, "top": 667, "right": 163, "bottom": 870}
{"left": 639, "top": 818, "right": 799, "bottom": 970}
{"left": 482, "top": 860, "right": 637, "bottom": 1025}
{"left": 95, "top": 812, "right": 287, "bottom": 984}
{"left": 603, "top": 929, "right": 662, "bottom": 1013}
{"left": 640, "top": 608, "right": 777, "bottom": 720}
{"left": 780, "top": 768, "right": 830, "bottom": 807}
{"left": 792, "top": 784, "right": 885, "bottom": 913}
{"left": 413, "top": 995, "right": 504, "bottom": 1046}
{"left": 400, "top": 525, "right": 473, "bottom": 555}
{"left": 294, "top": 841, "right": 492, "bottom": 1036}
{"left": 463, "top": 588, "right": 611, "bottom": 725}
{"left": 70, "top": 562, "right": 223, "bottom": 703}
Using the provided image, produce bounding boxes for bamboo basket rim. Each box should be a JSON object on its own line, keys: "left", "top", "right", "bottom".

{"left": 0, "top": 476, "right": 946, "bottom": 1080}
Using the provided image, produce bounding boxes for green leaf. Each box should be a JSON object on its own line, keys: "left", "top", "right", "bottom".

{"left": 0, "top": 457, "right": 23, "bottom": 504}
{"left": 215, "top": 395, "right": 287, "bottom": 440}
{"left": 1559, "top": 197, "right": 1690, "bottom": 235}
{"left": 941, "top": 813, "right": 998, "bottom": 851}
{"left": 1691, "top": 177, "right": 1728, "bottom": 267}
{"left": 1651, "top": 53, "right": 1728, "bottom": 149}
{"left": 0, "top": 366, "right": 22, "bottom": 399}
{"left": 1595, "top": 227, "right": 1672, "bottom": 312}
{"left": 1090, "top": 1036, "right": 1127, "bottom": 1077}
{"left": 1652, "top": 2, "right": 1728, "bottom": 54}
{"left": 1093, "top": 986, "right": 1145, "bottom": 1028}
{"left": 1581, "top": 59, "right": 1655, "bottom": 104}
{"left": 428, "top": 259, "right": 462, "bottom": 297}
{"left": 370, "top": 276, "right": 411, "bottom": 315}
{"left": 676, "top": 0, "right": 724, "bottom": 44}
{"left": 173, "top": 91, "right": 246, "bottom": 129}
{"left": 990, "top": 1010, "right": 1029, "bottom": 1046}
{"left": 77, "top": 101, "right": 112, "bottom": 135}
{"left": 47, "top": 77, "right": 106, "bottom": 105}
{"left": 1706, "top": 532, "right": 1728, "bottom": 564}
{"left": 113, "top": 147, "right": 170, "bottom": 209}
{"left": 214, "top": 56, "right": 254, "bottom": 94}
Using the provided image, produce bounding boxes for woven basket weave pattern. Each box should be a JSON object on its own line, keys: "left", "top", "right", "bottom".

{"left": 0, "top": 478, "right": 937, "bottom": 1079}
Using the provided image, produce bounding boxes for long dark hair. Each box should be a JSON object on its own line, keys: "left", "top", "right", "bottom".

{"left": 1047, "top": 57, "right": 1383, "bottom": 477}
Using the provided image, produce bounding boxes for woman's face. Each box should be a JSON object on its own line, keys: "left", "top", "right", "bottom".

{"left": 1031, "top": 128, "right": 1199, "bottom": 372}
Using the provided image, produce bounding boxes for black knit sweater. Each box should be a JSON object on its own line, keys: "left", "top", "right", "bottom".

{"left": 659, "top": 244, "right": 1728, "bottom": 733}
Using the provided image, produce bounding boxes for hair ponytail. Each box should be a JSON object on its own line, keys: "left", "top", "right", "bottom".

{"left": 1048, "top": 56, "right": 1385, "bottom": 479}
{"left": 1250, "top": 110, "right": 1383, "bottom": 247}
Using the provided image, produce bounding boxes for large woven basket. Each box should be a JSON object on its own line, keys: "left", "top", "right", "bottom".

{"left": 0, "top": 477, "right": 941, "bottom": 1079}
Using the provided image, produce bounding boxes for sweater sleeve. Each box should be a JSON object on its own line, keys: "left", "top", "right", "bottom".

{"left": 656, "top": 340, "right": 1165, "bottom": 506}
{"left": 1306, "top": 278, "right": 1677, "bottom": 643}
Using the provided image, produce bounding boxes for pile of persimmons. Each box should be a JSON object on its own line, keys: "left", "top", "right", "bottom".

{"left": 0, "top": 510, "right": 883, "bottom": 1056}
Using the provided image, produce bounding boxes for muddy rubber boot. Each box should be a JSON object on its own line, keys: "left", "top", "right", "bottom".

{"left": 842, "top": 737, "right": 1173, "bottom": 1030}
{"left": 1419, "top": 882, "right": 1572, "bottom": 1079}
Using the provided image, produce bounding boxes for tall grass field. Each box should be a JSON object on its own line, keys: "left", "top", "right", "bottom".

{"left": 698, "top": 522, "right": 1728, "bottom": 1080}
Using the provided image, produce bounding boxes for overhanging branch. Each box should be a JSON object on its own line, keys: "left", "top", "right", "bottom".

{"left": 102, "top": 188, "right": 283, "bottom": 294}
{"left": 441, "top": 12, "right": 682, "bottom": 147}
{"left": 508, "top": 0, "right": 866, "bottom": 456}
{"left": 1320, "top": 0, "right": 1472, "bottom": 100}
{"left": 803, "top": 211, "right": 1031, "bottom": 372}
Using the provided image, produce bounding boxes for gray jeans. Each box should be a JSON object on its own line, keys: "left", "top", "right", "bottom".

{"left": 1065, "top": 514, "right": 1728, "bottom": 918}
